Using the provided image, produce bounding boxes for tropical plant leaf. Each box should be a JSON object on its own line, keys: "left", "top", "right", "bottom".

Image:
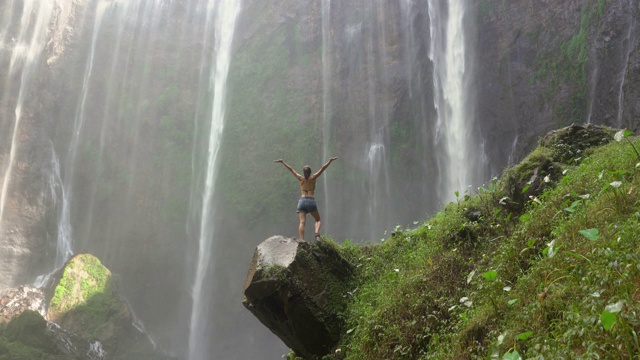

{"left": 516, "top": 331, "right": 533, "bottom": 340}
{"left": 563, "top": 200, "right": 581, "bottom": 213}
{"left": 482, "top": 270, "right": 497, "bottom": 282}
{"left": 579, "top": 228, "right": 599, "bottom": 241}
{"left": 503, "top": 350, "right": 522, "bottom": 360}
{"left": 600, "top": 310, "right": 617, "bottom": 331}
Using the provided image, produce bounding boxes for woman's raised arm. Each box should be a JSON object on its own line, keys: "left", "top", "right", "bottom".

{"left": 312, "top": 157, "right": 338, "bottom": 178}
{"left": 274, "top": 159, "right": 303, "bottom": 180}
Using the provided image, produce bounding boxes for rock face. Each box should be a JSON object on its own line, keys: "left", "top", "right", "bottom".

{"left": 474, "top": 0, "right": 640, "bottom": 170}
{"left": 243, "top": 236, "right": 354, "bottom": 359}
{"left": 0, "top": 285, "right": 46, "bottom": 323}
{"left": 0, "top": 255, "right": 173, "bottom": 359}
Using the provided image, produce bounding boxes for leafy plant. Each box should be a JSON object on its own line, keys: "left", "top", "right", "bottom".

{"left": 578, "top": 228, "right": 599, "bottom": 241}
{"left": 330, "top": 130, "right": 640, "bottom": 360}
{"left": 600, "top": 301, "right": 623, "bottom": 331}
{"left": 614, "top": 129, "right": 640, "bottom": 161}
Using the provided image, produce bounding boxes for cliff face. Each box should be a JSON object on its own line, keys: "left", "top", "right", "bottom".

{"left": 474, "top": 0, "right": 640, "bottom": 172}
{"left": 0, "top": 0, "right": 639, "bottom": 358}
{"left": 0, "top": 0, "right": 88, "bottom": 289}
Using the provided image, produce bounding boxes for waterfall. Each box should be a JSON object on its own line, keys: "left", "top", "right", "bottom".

{"left": 428, "top": 0, "right": 477, "bottom": 203}
{"left": 56, "top": 0, "right": 111, "bottom": 261}
{"left": 585, "top": 48, "right": 600, "bottom": 125}
{"left": 507, "top": 134, "right": 520, "bottom": 167}
{"left": 616, "top": 16, "right": 635, "bottom": 127}
{"left": 367, "top": 141, "right": 390, "bottom": 240}
{"left": 0, "top": 1, "right": 487, "bottom": 357}
{"left": 187, "top": 1, "right": 241, "bottom": 359}
{"left": 87, "top": 341, "right": 107, "bottom": 360}
{"left": 0, "top": 0, "right": 57, "bottom": 227}
{"left": 321, "top": 0, "right": 332, "bottom": 234}
{"left": 400, "top": 0, "right": 416, "bottom": 98}
{"left": 34, "top": 146, "right": 72, "bottom": 287}
{"left": 366, "top": 2, "right": 392, "bottom": 240}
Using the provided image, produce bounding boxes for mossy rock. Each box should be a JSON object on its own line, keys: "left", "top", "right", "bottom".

{"left": 46, "top": 254, "right": 131, "bottom": 345}
{"left": 3, "top": 310, "right": 59, "bottom": 355}
{"left": 500, "top": 124, "right": 613, "bottom": 210}
{"left": 243, "top": 236, "right": 354, "bottom": 359}
{"left": 539, "top": 123, "right": 613, "bottom": 162}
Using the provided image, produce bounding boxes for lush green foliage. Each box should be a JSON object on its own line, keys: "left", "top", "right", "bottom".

{"left": 49, "top": 255, "right": 120, "bottom": 340}
{"left": 309, "top": 133, "right": 640, "bottom": 359}
{"left": 0, "top": 311, "right": 61, "bottom": 360}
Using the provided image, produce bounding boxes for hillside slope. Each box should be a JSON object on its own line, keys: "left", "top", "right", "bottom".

{"left": 291, "top": 125, "right": 640, "bottom": 359}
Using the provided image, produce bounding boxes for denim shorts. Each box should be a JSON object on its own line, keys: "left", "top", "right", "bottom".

{"left": 296, "top": 197, "right": 318, "bottom": 213}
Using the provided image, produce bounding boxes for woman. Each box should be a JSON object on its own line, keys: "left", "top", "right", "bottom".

{"left": 274, "top": 157, "right": 338, "bottom": 240}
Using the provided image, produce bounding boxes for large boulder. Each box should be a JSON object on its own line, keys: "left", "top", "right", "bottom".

{"left": 45, "top": 253, "right": 165, "bottom": 359}
{"left": 501, "top": 124, "right": 613, "bottom": 210}
{"left": 243, "top": 236, "right": 354, "bottom": 359}
{"left": 0, "top": 255, "right": 175, "bottom": 359}
{"left": 46, "top": 254, "right": 131, "bottom": 344}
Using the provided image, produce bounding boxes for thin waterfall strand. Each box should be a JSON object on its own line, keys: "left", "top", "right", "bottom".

{"left": 321, "top": 0, "right": 332, "bottom": 230}
{"left": 188, "top": 1, "right": 241, "bottom": 359}
{"left": 616, "top": 12, "right": 635, "bottom": 127}
{"left": 0, "top": 0, "right": 57, "bottom": 225}
{"left": 34, "top": 146, "right": 72, "bottom": 287}
{"left": 428, "top": 0, "right": 472, "bottom": 202}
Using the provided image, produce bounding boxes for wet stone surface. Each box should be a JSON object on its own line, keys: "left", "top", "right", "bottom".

{"left": 0, "top": 285, "right": 46, "bottom": 323}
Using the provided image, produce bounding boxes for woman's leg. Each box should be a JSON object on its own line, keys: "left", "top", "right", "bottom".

{"left": 311, "top": 211, "right": 321, "bottom": 237}
{"left": 298, "top": 212, "right": 306, "bottom": 240}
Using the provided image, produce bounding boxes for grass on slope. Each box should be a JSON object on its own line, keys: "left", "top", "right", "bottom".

{"left": 317, "top": 129, "right": 640, "bottom": 359}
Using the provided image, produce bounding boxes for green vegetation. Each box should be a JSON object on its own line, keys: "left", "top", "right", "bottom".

{"left": 220, "top": 2, "right": 321, "bottom": 225}
{"left": 0, "top": 311, "right": 60, "bottom": 360}
{"left": 291, "top": 127, "right": 640, "bottom": 359}
{"left": 48, "top": 254, "right": 121, "bottom": 341}
{"left": 535, "top": 1, "right": 608, "bottom": 124}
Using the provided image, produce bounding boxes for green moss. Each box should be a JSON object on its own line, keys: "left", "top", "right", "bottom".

{"left": 325, "top": 130, "right": 640, "bottom": 359}
{"left": 48, "top": 254, "right": 121, "bottom": 341}
{"left": 0, "top": 311, "right": 61, "bottom": 360}
{"left": 3, "top": 311, "right": 58, "bottom": 355}
{"left": 533, "top": 1, "right": 608, "bottom": 124}
{"left": 0, "top": 338, "right": 49, "bottom": 360}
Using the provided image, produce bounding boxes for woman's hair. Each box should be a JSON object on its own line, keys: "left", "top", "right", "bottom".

{"left": 303, "top": 166, "right": 311, "bottom": 180}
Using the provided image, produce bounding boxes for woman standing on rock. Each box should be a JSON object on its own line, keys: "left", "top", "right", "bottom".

{"left": 274, "top": 157, "right": 338, "bottom": 241}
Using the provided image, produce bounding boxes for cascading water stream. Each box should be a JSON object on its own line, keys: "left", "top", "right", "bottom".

{"left": 585, "top": 52, "right": 600, "bottom": 125}
{"left": 33, "top": 1, "right": 113, "bottom": 286}
{"left": 400, "top": 0, "right": 416, "bottom": 98}
{"left": 0, "top": 0, "right": 57, "bottom": 227}
{"left": 368, "top": 2, "right": 392, "bottom": 240}
{"left": 34, "top": 146, "right": 72, "bottom": 287}
{"left": 428, "top": 0, "right": 474, "bottom": 203}
{"left": 616, "top": 14, "right": 635, "bottom": 127}
{"left": 367, "top": 141, "right": 390, "bottom": 240}
{"left": 321, "top": 0, "right": 332, "bottom": 233}
{"left": 188, "top": 1, "right": 241, "bottom": 359}
{"left": 507, "top": 134, "right": 520, "bottom": 167}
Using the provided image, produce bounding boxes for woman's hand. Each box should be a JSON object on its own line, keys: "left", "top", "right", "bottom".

{"left": 330, "top": 157, "right": 338, "bottom": 162}
{"left": 274, "top": 159, "right": 284, "bottom": 163}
